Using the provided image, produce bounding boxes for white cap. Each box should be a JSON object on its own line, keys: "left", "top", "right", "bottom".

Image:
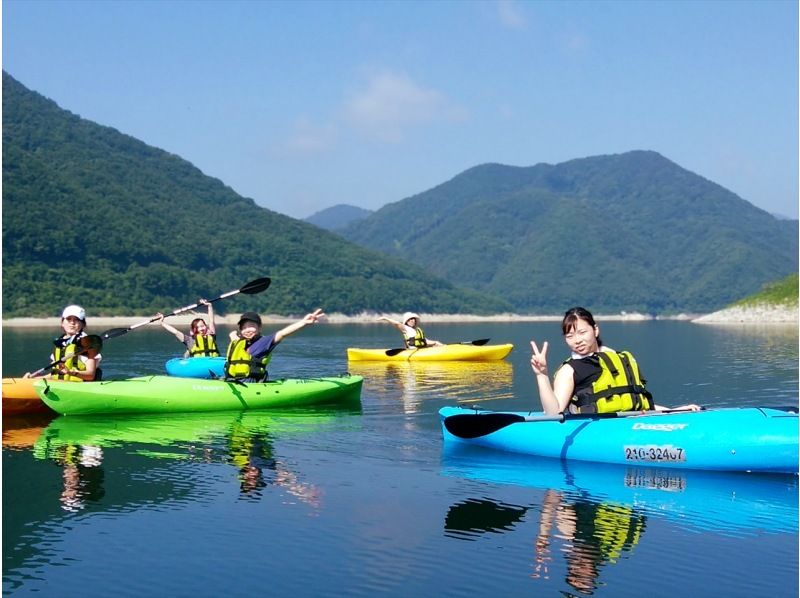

{"left": 62, "top": 305, "right": 86, "bottom": 320}
{"left": 402, "top": 312, "right": 420, "bottom": 325}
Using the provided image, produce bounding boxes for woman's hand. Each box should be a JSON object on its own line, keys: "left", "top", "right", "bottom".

{"left": 530, "top": 340, "right": 550, "bottom": 377}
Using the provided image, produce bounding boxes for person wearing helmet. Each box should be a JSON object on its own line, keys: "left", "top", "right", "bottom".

{"left": 224, "top": 308, "right": 325, "bottom": 382}
{"left": 153, "top": 298, "right": 219, "bottom": 358}
{"left": 24, "top": 304, "right": 102, "bottom": 381}
{"left": 377, "top": 312, "right": 443, "bottom": 349}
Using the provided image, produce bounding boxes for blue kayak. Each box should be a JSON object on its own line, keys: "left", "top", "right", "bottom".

{"left": 165, "top": 356, "right": 226, "bottom": 379}
{"left": 439, "top": 405, "right": 799, "bottom": 473}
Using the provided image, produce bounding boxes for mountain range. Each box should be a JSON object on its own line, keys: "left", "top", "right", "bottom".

{"left": 338, "top": 151, "right": 797, "bottom": 313}
{"left": 3, "top": 71, "right": 796, "bottom": 317}
{"left": 1, "top": 72, "right": 507, "bottom": 317}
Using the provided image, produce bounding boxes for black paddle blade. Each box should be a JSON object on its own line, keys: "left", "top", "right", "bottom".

{"left": 78, "top": 335, "right": 103, "bottom": 352}
{"left": 240, "top": 277, "right": 271, "bottom": 295}
{"left": 469, "top": 338, "right": 490, "bottom": 346}
{"left": 385, "top": 347, "right": 408, "bottom": 357}
{"left": 444, "top": 412, "right": 526, "bottom": 439}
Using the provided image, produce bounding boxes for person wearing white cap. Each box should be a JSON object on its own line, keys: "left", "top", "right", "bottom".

{"left": 376, "top": 312, "right": 442, "bottom": 349}
{"left": 24, "top": 304, "right": 102, "bottom": 381}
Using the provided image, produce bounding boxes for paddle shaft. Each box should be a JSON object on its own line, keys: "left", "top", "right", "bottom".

{"left": 30, "top": 335, "right": 103, "bottom": 377}
{"left": 444, "top": 407, "right": 700, "bottom": 439}
{"left": 101, "top": 277, "right": 271, "bottom": 340}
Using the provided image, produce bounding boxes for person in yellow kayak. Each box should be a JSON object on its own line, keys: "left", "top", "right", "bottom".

{"left": 529, "top": 306, "right": 700, "bottom": 416}
{"left": 377, "top": 312, "right": 443, "bottom": 348}
{"left": 225, "top": 309, "right": 325, "bottom": 382}
{"left": 24, "top": 304, "right": 102, "bottom": 381}
{"left": 154, "top": 298, "right": 219, "bottom": 357}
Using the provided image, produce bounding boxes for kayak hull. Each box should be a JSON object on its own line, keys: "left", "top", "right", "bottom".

{"left": 35, "top": 374, "right": 363, "bottom": 415}
{"left": 347, "top": 343, "right": 513, "bottom": 362}
{"left": 439, "top": 406, "right": 799, "bottom": 473}
{"left": 165, "top": 356, "right": 226, "bottom": 378}
{"left": 3, "top": 378, "right": 53, "bottom": 415}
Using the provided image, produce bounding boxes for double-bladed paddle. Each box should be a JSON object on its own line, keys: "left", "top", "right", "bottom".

{"left": 100, "top": 276, "right": 272, "bottom": 340}
{"left": 385, "top": 338, "right": 491, "bottom": 357}
{"left": 29, "top": 334, "right": 104, "bottom": 377}
{"left": 443, "top": 407, "right": 703, "bottom": 439}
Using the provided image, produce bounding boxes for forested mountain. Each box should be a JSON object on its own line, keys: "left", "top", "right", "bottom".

{"left": 1, "top": 72, "right": 510, "bottom": 317}
{"left": 340, "top": 152, "right": 798, "bottom": 313}
{"left": 305, "top": 204, "right": 373, "bottom": 231}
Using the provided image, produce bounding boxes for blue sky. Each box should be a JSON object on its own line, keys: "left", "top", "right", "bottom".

{"left": 3, "top": 0, "right": 797, "bottom": 220}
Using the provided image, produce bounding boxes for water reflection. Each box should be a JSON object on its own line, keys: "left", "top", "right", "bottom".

{"left": 443, "top": 488, "right": 646, "bottom": 595}
{"left": 31, "top": 408, "right": 355, "bottom": 511}
{"left": 442, "top": 445, "right": 797, "bottom": 594}
{"left": 349, "top": 360, "right": 514, "bottom": 413}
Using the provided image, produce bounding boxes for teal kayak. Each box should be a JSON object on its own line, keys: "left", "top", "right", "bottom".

{"left": 35, "top": 374, "right": 363, "bottom": 415}
{"left": 165, "top": 356, "right": 226, "bottom": 379}
{"left": 439, "top": 405, "right": 799, "bottom": 473}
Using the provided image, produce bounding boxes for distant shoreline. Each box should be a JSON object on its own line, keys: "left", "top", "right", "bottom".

{"left": 2, "top": 307, "right": 796, "bottom": 328}
{"left": 2, "top": 309, "right": 798, "bottom": 330}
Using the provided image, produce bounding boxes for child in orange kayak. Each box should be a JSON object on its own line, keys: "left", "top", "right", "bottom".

{"left": 24, "top": 304, "right": 102, "bottom": 381}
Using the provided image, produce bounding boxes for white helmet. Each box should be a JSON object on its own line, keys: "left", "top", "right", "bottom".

{"left": 402, "top": 312, "right": 420, "bottom": 325}
{"left": 61, "top": 305, "right": 86, "bottom": 321}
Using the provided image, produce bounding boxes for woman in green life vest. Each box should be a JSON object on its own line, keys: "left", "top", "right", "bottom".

{"left": 529, "top": 307, "right": 700, "bottom": 416}
{"left": 154, "top": 298, "right": 219, "bottom": 357}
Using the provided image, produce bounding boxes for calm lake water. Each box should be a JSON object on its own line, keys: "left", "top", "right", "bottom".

{"left": 3, "top": 321, "right": 798, "bottom": 597}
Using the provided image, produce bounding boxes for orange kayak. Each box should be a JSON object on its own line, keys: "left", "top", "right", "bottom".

{"left": 3, "top": 378, "right": 52, "bottom": 415}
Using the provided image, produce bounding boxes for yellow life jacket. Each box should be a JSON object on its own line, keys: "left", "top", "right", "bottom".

{"left": 224, "top": 338, "right": 271, "bottom": 381}
{"left": 406, "top": 327, "right": 427, "bottom": 348}
{"left": 52, "top": 336, "right": 88, "bottom": 382}
{"left": 569, "top": 350, "right": 654, "bottom": 414}
{"left": 574, "top": 501, "right": 645, "bottom": 563}
{"left": 189, "top": 334, "right": 219, "bottom": 357}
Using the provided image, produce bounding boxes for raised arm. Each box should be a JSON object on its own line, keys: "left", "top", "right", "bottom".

{"left": 154, "top": 312, "right": 186, "bottom": 343}
{"left": 200, "top": 299, "right": 216, "bottom": 335}
{"left": 530, "top": 340, "right": 574, "bottom": 415}
{"left": 376, "top": 315, "right": 404, "bottom": 333}
{"left": 274, "top": 309, "right": 325, "bottom": 345}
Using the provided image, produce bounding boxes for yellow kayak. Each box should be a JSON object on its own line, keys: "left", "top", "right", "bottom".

{"left": 346, "top": 343, "right": 513, "bottom": 362}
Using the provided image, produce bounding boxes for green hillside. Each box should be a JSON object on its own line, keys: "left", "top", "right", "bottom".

{"left": 1, "top": 72, "right": 510, "bottom": 317}
{"left": 340, "top": 152, "right": 798, "bottom": 314}
{"left": 306, "top": 204, "right": 373, "bottom": 231}
{"left": 732, "top": 273, "right": 798, "bottom": 308}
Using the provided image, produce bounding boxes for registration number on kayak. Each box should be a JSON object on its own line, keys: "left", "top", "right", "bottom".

{"left": 624, "top": 445, "right": 686, "bottom": 462}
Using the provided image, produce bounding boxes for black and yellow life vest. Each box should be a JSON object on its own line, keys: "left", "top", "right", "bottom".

{"left": 568, "top": 350, "right": 654, "bottom": 414}
{"left": 224, "top": 337, "right": 271, "bottom": 381}
{"left": 406, "top": 327, "right": 427, "bottom": 348}
{"left": 52, "top": 335, "right": 88, "bottom": 382}
{"left": 189, "top": 334, "right": 219, "bottom": 357}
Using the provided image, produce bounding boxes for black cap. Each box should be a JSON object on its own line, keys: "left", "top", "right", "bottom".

{"left": 237, "top": 311, "right": 262, "bottom": 327}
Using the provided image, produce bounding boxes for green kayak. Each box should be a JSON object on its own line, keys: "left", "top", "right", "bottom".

{"left": 34, "top": 374, "right": 363, "bottom": 415}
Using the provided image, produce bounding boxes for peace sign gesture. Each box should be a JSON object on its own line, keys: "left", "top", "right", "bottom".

{"left": 530, "top": 340, "right": 550, "bottom": 377}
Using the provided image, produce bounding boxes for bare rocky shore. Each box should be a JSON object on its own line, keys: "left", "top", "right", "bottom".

{"left": 692, "top": 303, "right": 798, "bottom": 325}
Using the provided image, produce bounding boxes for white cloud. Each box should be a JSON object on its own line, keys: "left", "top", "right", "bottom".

{"left": 344, "top": 71, "right": 466, "bottom": 143}
{"left": 497, "top": 0, "right": 527, "bottom": 30}
{"left": 273, "top": 117, "right": 337, "bottom": 156}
